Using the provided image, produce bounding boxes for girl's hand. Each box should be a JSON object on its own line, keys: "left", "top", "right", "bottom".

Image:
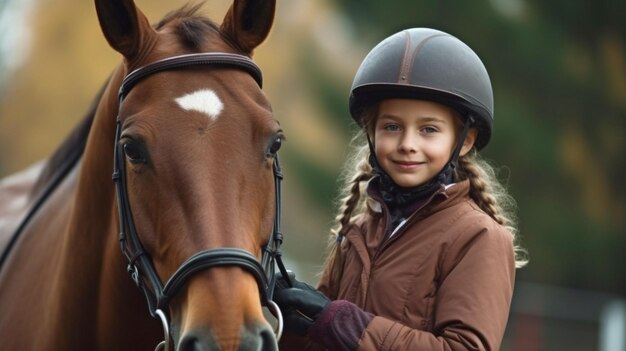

{"left": 273, "top": 275, "right": 331, "bottom": 336}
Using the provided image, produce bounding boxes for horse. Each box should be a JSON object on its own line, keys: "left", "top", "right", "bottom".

{"left": 0, "top": 0, "right": 290, "bottom": 349}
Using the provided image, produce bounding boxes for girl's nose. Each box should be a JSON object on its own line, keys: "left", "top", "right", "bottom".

{"left": 398, "top": 132, "right": 418, "bottom": 153}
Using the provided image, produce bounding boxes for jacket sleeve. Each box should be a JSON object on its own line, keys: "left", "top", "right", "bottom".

{"left": 357, "top": 223, "right": 516, "bottom": 351}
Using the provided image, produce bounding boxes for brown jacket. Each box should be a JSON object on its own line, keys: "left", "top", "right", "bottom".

{"left": 282, "top": 180, "right": 516, "bottom": 350}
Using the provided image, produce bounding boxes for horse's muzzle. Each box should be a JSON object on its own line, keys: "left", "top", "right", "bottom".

{"left": 175, "top": 322, "right": 278, "bottom": 351}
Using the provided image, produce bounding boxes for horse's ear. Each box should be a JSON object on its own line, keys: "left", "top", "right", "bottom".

{"left": 221, "top": 0, "right": 276, "bottom": 55}
{"left": 94, "top": 0, "right": 153, "bottom": 58}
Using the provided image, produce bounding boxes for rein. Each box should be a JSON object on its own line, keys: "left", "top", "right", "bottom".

{"left": 112, "top": 52, "right": 291, "bottom": 350}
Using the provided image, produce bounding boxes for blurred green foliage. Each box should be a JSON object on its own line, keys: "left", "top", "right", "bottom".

{"left": 291, "top": 0, "right": 626, "bottom": 293}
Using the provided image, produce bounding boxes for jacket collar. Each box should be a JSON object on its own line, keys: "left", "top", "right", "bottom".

{"left": 367, "top": 179, "right": 471, "bottom": 220}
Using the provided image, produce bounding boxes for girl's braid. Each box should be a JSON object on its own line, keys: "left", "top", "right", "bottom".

{"left": 333, "top": 172, "right": 371, "bottom": 237}
{"left": 322, "top": 144, "right": 373, "bottom": 298}
{"left": 458, "top": 151, "right": 527, "bottom": 268}
{"left": 460, "top": 156, "right": 506, "bottom": 226}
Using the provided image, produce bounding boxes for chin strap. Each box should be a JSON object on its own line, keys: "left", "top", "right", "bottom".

{"left": 448, "top": 115, "right": 474, "bottom": 174}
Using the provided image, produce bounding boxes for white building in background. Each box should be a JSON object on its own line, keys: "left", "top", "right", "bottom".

{"left": 0, "top": 0, "right": 37, "bottom": 88}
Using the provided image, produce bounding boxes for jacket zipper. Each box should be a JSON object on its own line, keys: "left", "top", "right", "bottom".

{"left": 363, "top": 187, "right": 447, "bottom": 307}
{"left": 371, "top": 189, "right": 443, "bottom": 262}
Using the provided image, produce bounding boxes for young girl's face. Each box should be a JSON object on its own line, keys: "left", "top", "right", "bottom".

{"left": 373, "top": 99, "right": 462, "bottom": 188}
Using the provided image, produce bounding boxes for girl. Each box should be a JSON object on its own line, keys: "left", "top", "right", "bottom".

{"left": 275, "top": 28, "right": 527, "bottom": 351}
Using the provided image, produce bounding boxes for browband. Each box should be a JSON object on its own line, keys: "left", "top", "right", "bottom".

{"left": 118, "top": 53, "right": 263, "bottom": 101}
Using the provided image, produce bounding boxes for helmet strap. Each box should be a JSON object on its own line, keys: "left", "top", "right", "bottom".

{"left": 448, "top": 114, "right": 474, "bottom": 172}
{"left": 366, "top": 135, "right": 380, "bottom": 170}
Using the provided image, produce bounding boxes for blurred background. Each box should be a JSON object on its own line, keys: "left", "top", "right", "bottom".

{"left": 1, "top": 0, "right": 624, "bottom": 349}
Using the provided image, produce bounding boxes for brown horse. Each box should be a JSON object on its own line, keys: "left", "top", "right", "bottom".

{"left": 0, "top": 0, "right": 287, "bottom": 350}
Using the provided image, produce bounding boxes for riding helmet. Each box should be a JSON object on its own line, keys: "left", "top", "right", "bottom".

{"left": 349, "top": 28, "right": 494, "bottom": 149}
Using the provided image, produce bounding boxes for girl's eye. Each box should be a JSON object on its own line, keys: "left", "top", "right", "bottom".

{"left": 383, "top": 124, "right": 401, "bottom": 132}
{"left": 421, "top": 126, "right": 438, "bottom": 134}
{"left": 123, "top": 141, "right": 146, "bottom": 164}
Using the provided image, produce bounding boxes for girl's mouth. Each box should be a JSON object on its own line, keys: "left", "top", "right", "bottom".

{"left": 393, "top": 160, "right": 424, "bottom": 170}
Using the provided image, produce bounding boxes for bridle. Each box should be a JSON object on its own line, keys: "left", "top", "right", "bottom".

{"left": 111, "top": 52, "right": 292, "bottom": 351}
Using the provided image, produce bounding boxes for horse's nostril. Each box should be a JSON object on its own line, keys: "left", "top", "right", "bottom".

{"left": 238, "top": 323, "right": 278, "bottom": 351}
{"left": 179, "top": 334, "right": 204, "bottom": 351}
{"left": 259, "top": 327, "right": 277, "bottom": 351}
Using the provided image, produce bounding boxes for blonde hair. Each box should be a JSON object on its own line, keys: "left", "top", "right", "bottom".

{"left": 457, "top": 151, "right": 528, "bottom": 268}
{"left": 321, "top": 133, "right": 373, "bottom": 298}
{"left": 321, "top": 129, "right": 527, "bottom": 296}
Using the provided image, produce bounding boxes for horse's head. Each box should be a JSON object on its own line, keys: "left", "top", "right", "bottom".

{"left": 95, "top": 1, "right": 281, "bottom": 350}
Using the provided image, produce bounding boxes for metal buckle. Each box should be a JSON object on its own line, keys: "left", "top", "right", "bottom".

{"left": 127, "top": 264, "right": 140, "bottom": 287}
{"left": 154, "top": 309, "right": 171, "bottom": 351}
{"left": 266, "top": 300, "right": 284, "bottom": 341}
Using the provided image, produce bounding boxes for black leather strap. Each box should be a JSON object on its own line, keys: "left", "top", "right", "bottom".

{"left": 161, "top": 248, "right": 269, "bottom": 308}
{"left": 119, "top": 53, "right": 263, "bottom": 101}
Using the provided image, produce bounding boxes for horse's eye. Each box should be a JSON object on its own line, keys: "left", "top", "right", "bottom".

{"left": 268, "top": 136, "right": 283, "bottom": 156}
{"left": 123, "top": 141, "right": 146, "bottom": 164}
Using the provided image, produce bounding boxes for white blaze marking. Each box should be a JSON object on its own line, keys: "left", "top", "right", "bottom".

{"left": 175, "top": 89, "right": 224, "bottom": 121}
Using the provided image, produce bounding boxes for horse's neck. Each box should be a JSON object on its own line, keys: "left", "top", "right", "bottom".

{"left": 61, "top": 69, "right": 121, "bottom": 291}
{"left": 51, "top": 69, "right": 159, "bottom": 348}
